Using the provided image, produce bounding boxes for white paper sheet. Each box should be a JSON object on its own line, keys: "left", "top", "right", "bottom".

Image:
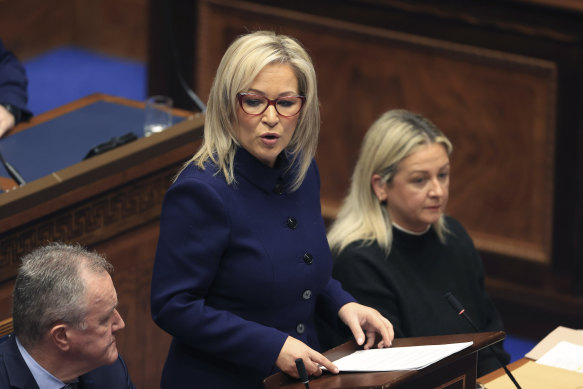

{"left": 536, "top": 341, "right": 583, "bottom": 373}
{"left": 329, "top": 341, "right": 473, "bottom": 372}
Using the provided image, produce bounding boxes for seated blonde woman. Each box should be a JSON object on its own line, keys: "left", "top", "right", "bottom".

{"left": 323, "top": 109, "right": 510, "bottom": 376}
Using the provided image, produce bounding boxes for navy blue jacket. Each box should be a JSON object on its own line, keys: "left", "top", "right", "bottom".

{"left": 0, "top": 39, "right": 32, "bottom": 123}
{"left": 0, "top": 335, "right": 136, "bottom": 389}
{"left": 151, "top": 148, "right": 354, "bottom": 388}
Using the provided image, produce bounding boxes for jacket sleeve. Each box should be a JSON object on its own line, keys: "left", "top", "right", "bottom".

{"left": 0, "top": 40, "right": 32, "bottom": 121}
{"left": 150, "top": 176, "right": 288, "bottom": 376}
{"left": 316, "top": 271, "right": 356, "bottom": 322}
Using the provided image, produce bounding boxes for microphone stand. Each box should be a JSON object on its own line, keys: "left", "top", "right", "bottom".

{"left": 295, "top": 358, "right": 310, "bottom": 389}
{"left": 0, "top": 150, "right": 26, "bottom": 187}
{"left": 445, "top": 292, "right": 522, "bottom": 389}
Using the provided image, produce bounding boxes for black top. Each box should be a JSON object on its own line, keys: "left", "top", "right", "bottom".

{"left": 323, "top": 216, "right": 510, "bottom": 376}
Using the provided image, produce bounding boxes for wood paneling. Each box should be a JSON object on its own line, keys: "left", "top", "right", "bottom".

{"left": 0, "top": 0, "right": 74, "bottom": 59}
{"left": 0, "top": 0, "right": 148, "bottom": 60}
{"left": 148, "top": 0, "right": 583, "bottom": 339}
{"left": 72, "top": 0, "right": 148, "bottom": 60}
{"left": 196, "top": 0, "right": 557, "bottom": 263}
{"left": 0, "top": 95, "right": 202, "bottom": 389}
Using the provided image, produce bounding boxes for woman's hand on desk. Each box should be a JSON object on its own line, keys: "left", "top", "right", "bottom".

{"left": 338, "top": 302, "right": 394, "bottom": 350}
{"left": 276, "top": 336, "right": 339, "bottom": 378}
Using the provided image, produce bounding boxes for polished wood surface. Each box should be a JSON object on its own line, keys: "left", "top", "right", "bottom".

{"left": 149, "top": 0, "right": 583, "bottom": 341}
{"left": 264, "top": 332, "right": 504, "bottom": 389}
{"left": 478, "top": 357, "right": 530, "bottom": 384}
{"left": 0, "top": 94, "right": 203, "bottom": 389}
{"left": 479, "top": 356, "right": 583, "bottom": 388}
{"left": 0, "top": 317, "right": 13, "bottom": 338}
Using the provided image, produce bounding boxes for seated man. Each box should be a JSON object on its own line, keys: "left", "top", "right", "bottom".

{"left": 0, "top": 242, "right": 136, "bottom": 389}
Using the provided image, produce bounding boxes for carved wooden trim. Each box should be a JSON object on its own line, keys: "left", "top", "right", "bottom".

{"left": 0, "top": 166, "right": 177, "bottom": 283}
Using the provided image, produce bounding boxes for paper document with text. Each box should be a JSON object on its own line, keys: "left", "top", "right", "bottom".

{"left": 536, "top": 341, "right": 583, "bottom": 373}
{"left": 329, "top": 341, "right": 473, "bottom": 372}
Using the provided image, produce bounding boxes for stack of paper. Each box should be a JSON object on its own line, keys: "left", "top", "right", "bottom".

{"left": 526, "top": 326, "right": 583, "bottom": 360}
{"left": 535, "top": 340, "right": 583, "bottom": 373}
{"left": 483, "top": 326, "right": 583, "bottom": 388}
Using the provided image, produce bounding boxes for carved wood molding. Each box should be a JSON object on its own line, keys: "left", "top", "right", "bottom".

{"left": 0, "top": 166, "right": 177, "bottom": 283}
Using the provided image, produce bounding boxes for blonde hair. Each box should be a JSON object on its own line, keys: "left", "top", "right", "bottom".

{"left": 327, "top": 109, "right": 453, "bottom": 255}
{"left": 181, "top": 31, "right": 320, "bottom": 191}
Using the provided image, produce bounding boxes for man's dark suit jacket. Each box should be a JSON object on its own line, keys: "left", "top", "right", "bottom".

{"left": 0, "top": 335, "right": 137, "bottom": 389}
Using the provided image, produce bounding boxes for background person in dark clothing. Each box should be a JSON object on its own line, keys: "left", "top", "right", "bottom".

{"left": 323, "top": 109, "right": 510, "bottom": 376}
{"left": 0, "top": 39, "right": 32, "bottom": 137}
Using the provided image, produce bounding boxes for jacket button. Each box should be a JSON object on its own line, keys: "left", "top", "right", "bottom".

{"left": 303, "top": 252, "right": 313, "bottom": 264}
{"left": 286, "top": 217, "right": 298, "bottom": 229}
{"left": 296, "top": 323, "right": 305, "bottom": 334}
{"left": 302, "top": 290, "right": 312, "bottom": 300}
{"left": 273, "top": 182, "right": 284, "bottom": 195}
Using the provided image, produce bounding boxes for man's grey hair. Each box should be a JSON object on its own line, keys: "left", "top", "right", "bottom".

{"left": 12, "top": 242, "right": 113, "bottom": 348}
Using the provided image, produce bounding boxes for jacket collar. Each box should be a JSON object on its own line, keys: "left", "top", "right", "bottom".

{"left": 233, "top": 147, "right": 293, "bottom": 194}
{"left": 1, "top": 335, "right": 40, "bottom": 389}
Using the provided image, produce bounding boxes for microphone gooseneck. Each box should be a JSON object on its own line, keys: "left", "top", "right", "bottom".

{"left": 445, "top": 292, "right": 480, "bottom": 331}
{"left": 295, "top": 358, "right": 310, "bottom": 389}
{"left": 0, "top": 150, "right": 26, "bottom": 186}
{"left": 444, "top": 292, "right": 522, "bottom": 389}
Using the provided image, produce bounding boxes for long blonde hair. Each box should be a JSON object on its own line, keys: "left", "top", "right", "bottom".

{"left": 327, "top": 109, "right": 453, "bottom": 255}
{"left": 181, "top": 31, "right": 320, "bottom": 191}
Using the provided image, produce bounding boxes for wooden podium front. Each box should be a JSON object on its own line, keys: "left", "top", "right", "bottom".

{"left": 0, "top": 94, "right": 204, "bottom": 389}
{"left": 264, "top": 332, "right": 505, "bottom": 389}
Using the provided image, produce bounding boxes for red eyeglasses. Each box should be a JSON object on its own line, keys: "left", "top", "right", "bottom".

{"left": 237, "top": 93, "right": 306, "bottom": 117}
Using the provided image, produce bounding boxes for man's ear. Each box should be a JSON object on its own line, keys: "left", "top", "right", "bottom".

{"left": 50, "top": 324, "right": 71, "bottom": 351}
{"left": 371, "top": 174, "right": 388, "bottom": 202}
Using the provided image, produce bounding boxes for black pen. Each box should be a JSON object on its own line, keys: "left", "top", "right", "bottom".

{"left": 295, "top": 358, "right": 310, "bottom": 389}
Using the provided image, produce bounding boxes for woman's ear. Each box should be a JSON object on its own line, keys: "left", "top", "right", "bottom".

{"left": 371, "top": 174, "right": 388, "bottom": 202}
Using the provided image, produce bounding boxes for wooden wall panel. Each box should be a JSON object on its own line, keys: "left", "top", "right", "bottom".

{"left": 72, "top": 0, "right": 148, "bottom": 60}
{"left": 0, "top": 0, "right": 74, "bottom": 59}
{"left": 93, "top": 221, "right": 172, "bottom": 388}
{"left": 196, "top": 0, "right": 556, "bottom": 264}
{"left": 0, "top": 0, "right": 148, "bottom": 60}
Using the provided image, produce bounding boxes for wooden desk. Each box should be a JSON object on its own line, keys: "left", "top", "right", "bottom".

{"left": 479, "top": 357, "right": 583, "bottom": 388}
{"left": 0, "top": 93, "right": 204, "bottom": 389}
{"left": 265, "top": 332, "right": 505, "bottom": 389}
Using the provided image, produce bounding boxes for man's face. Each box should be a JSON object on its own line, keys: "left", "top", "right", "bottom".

{"left": 67, "top": 270, "right": 125, "bottom": 370}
